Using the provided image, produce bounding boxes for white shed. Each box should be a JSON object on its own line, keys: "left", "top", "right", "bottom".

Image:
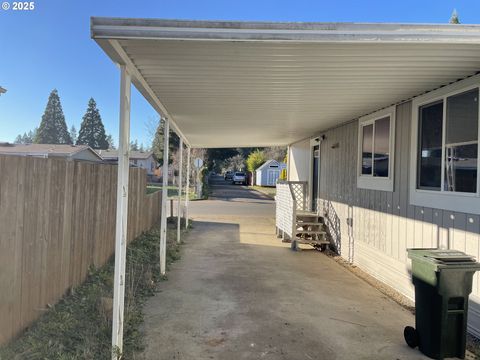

{"left": 255, "top": 159, "right": 286, "bottom": 186}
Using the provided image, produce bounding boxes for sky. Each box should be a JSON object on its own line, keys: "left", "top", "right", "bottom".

{"left": 1, "top": 0, "right": 480, "bottom": 148}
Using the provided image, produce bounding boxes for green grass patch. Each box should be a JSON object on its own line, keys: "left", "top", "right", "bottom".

{"left": 146, "top": 185, "right": 196, "bottom": 200}
{"left": 0, "top": 220, "right": 190, "bottom": 360}
{"left": 250, "top": 185, "right": 276, "bottom": 199}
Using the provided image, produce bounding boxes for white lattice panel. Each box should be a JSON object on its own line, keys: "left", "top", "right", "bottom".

{"left": 275, "top": 183, "right": 294, "bottom": 238}
{"left": 290, "top": 183, "right": 306, "bottom": 210}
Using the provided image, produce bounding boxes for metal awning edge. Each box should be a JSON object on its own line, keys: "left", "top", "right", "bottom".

{"left": 91, "top": 17, "right": 480, "bottom": 44}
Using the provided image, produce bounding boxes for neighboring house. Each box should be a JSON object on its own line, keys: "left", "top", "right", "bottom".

{"left": 99, "top": 150, "right": 158, "bottom": 175}
{"left": 93, "top": 18, "right": 480, "bottom": 337}
{"left": 255, "top": 159, "right": 286, "bottom": 186}
{"left": 0, "top": 143, "right": 102, "bottom": 162}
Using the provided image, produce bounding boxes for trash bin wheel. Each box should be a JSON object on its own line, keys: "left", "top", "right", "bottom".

{"left": 404, "top": 326, "right": 419, "bottom": 348}
{"left": 290, "top": 240, "right": 298, "bottom": 251}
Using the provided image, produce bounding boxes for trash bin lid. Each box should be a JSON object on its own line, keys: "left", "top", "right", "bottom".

{"left": 424, "top": 250, "right": 475, "bottom": 262}
{"left": 407, "top": 248, "right": 479, "bottom": 268}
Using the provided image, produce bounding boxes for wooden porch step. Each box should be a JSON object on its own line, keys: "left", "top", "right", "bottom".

{"left": 296, "top": 211, "right": 318, "bottom": 216}
{"left": 294, "top": 238, "right": 329, "bottom": 245}
{"left": 295, "top": 230, "right": 326, "bottom": 235}
{"left": 296, "top": 216, "right": 323, "bottom": 222}
{"left": 296, "top": 221, "right": 323, "bottom": 226}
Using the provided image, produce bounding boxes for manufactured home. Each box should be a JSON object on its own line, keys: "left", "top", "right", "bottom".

{"left": 281, "top": 75, "right": 480, "bottom": 336}
{"left": 99, "top": 149, "right": 157, "bottom": 175}
{"left": 0, "top": 143, "right": 102, "bottom": 162}
{"left": 91, "top": 18, "right": 480, "bottom": 348}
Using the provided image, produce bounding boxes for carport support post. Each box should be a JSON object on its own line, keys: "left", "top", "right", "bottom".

{"left": 112, "top": 65, "right": 131, "bottom": 359}
{"left": 177, "top": 138, "right": 183, "bottom": 243}
{"left": 286, "top": 145, "right": 291, "bottom": 181}
{"left": 160, "top": 118, "right": 170, "bottom": 275}
{"left": 185, "top": 146, "right": 191, "bottom": 229}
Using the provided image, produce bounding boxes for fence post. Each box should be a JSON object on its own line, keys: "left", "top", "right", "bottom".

{"left": 112, "top": 65, "right": 131, "bottom": 359}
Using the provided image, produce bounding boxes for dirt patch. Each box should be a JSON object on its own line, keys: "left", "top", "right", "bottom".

{"left": 205, "top": 337, "right": 226, "bottom": 347}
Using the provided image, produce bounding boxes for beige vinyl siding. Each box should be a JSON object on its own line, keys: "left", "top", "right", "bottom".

{"left": 317, "top": 101, "right": 480, "bottom": 336}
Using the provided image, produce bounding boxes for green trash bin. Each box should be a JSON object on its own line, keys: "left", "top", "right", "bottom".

{"left": 404, "top": 248, "right": 480, "bottom": 360}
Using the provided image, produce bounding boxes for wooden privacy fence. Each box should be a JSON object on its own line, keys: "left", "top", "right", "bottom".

{"left": 0, "top": 155, "right": 161, "bottom": 345}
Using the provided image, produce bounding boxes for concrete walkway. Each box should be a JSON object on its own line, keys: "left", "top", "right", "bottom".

{"left": 142, "top": 176, "right": 427, "bottom": 359}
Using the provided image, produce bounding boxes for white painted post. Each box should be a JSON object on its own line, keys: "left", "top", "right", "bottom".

{"left": 185, "top": 147, "right": 191, "bottom": 229}
{"left": 177, "top": 138, "right": 183, "bottom": 243}
{"left": 112, "top": 65, "right": 131, "bottom": 359}
{"left": 286, "top": 145, "right": 291, "bottom": 181}
{"left": 160, "top": 118, "right": 170, "bottom": 275}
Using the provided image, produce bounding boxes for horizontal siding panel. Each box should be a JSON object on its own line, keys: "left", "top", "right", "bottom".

{"left": 317, "top": 100, "right": 480, "bottom": 336}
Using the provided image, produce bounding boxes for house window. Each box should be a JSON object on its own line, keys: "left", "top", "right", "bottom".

{"left": 357, "top": 106, "right": 395, "bottom": 191}
{"left": 417, "top": 101, "right": 443, "bottom": 190}
{"left": 417, "top": 89, "right": 478, "bottom": 194}
{"left": 410, "top": 76, "right": 480, "bottom": 214}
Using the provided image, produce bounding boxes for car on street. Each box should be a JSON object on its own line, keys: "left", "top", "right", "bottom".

{"left": 224, "top": 170, "right": 234, "bottom": 181}
{"left": 232, "top": 172, "right": 247, "bottom": 185}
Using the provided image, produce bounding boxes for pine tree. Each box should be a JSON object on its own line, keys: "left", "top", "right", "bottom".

{"left": 106, "top": 134, "right": 115, "bottom": 149}
{"left": 14, "top": 129, "right": 37, "bottom": 144}
{"left": 25, "top": 129, "right": 36, "bottom": 143}
{"left": 76, "top": 98, "right": 109, "bottom": 149}
{"left": 130, "top": 140, "right": 139, "bottom": 151}
{"left": 449, "top": 9, "right": 460, "bottom": 24}
{"left": 35, "top": 89, "right": 72, "bottom": 144}
{"left": 14, "top": 134, "right": 23, "bottom": 144}
{"left": 70, "top": 125, "right": 77, "bottom": 144}
{"left": 151, "top": 118, "right": 180, "bottom": 165}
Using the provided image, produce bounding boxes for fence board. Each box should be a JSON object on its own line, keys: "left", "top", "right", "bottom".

{"left": 0, "top": 156, "right": 162, "bottom": 345}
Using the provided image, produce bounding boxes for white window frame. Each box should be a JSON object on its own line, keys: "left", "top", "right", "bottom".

{"left": 409, "top": 75, "right": 480, "bottom": 214}
{"left": 357, "top": 106, "right": 396, "bottom": 192}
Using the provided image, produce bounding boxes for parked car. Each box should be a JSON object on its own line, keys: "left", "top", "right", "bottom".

{"left": 232, "top": 172, "right": 247, "bottom": 185}
{"left": 224, "top": 170, "right": 234, "bottom": 181}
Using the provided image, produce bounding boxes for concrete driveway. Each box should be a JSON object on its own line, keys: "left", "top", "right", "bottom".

{"left": 142, "top": 175, "right": 427, "bottom": 360}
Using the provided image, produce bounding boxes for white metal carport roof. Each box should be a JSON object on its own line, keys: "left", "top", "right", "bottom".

{"left": 91, "top": 18, "right": 480, "bottom": 358}
{"left": 92, "top": 18, "right": 480, "bottom": 148}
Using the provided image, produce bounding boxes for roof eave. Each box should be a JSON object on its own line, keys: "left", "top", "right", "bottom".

{"left": 91, "top": 17, "right": 480, "bottom": 44}
{"left": 90, "top": 17, "right": 480, "bottom": 148}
